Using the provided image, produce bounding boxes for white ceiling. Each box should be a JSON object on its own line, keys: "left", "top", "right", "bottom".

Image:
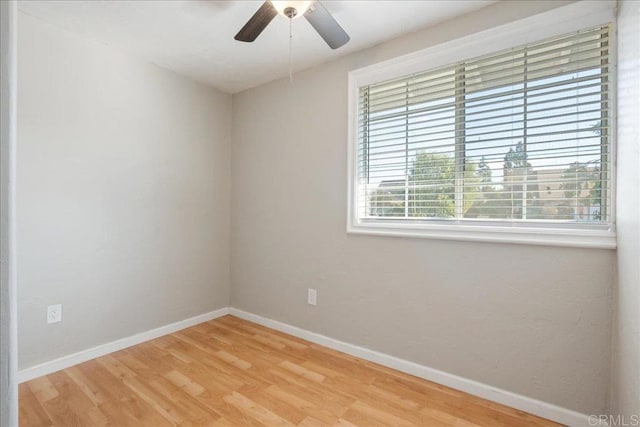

{"left": 18, "top": 0, "right": 494, "bottom": 93}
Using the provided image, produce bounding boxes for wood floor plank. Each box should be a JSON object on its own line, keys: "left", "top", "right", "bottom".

{"left": 77, "top": 359, "right": 174, "bottom": 427}
{"left": 18, "top": 383, "right": 52, "bottom": 427}
{"left": 237, "top": 383, "right": 308, "bottom": 425}
{"left": 224, "top": 391, "right": 296, "bottom": 426}
{"left": 19, "top": 315, "right": 563, "bottom": 426}
{"left": 41, "top": 371, "right": 109, "bottom": 427}
{"left": 118, "top": 353, "right": 222, "bottom": 425}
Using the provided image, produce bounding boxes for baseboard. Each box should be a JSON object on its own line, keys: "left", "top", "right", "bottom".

{"left": 17, "top": 307, "right": 229, "bottom": 383}
{"left": 229, "top": 307, "right": 598, "bottom": 427}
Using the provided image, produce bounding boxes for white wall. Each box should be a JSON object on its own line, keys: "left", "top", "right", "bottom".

{"left": 231, "top": 0, "right": 615, "bottom": 415}
{"left": 0, "top": 1, "right": 18, "bottom": 426}
{"left": 17, "top": 12, "right": 232, "bottom": 369}
{"left": 610, "top": 0, "right": 640, "bottom": 418}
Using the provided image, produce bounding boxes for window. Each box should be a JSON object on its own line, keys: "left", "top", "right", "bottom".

{"left": 348, "top": 23, "right": 615, "bottom": 248}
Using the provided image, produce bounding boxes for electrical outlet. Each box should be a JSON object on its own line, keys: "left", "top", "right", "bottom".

{"left": 307, "top": 289, "right": 317, "bottom": 306}
{"left": 47, "top": 304, "right": 62, "bottom": 324}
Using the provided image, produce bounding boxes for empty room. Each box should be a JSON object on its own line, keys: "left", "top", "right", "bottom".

{"left": 1, "top": 0, "right": 639, "bottom": 426}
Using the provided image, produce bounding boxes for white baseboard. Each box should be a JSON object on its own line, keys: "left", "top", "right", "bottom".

{"left": 228, "top": 307, "right": 598, "bottom": 427}
{"left": 17, "top": 307, "right": 229, "bottom": 383}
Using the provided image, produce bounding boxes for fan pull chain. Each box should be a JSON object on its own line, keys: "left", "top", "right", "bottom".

{"left": 288, "top": 17, "right": 293, "bottom": 84}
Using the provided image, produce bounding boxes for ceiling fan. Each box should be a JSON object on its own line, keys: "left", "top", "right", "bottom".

{"left": 234, "top": 1, "right": 350, "bottom": 50}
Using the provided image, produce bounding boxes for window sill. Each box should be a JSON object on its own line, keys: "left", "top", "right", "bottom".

{"left": 347, "top": 220, "right": 617, "bottom": 249}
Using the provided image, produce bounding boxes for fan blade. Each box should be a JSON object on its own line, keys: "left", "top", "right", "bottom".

{"left": 234, "top": 1, "right": 278, "bottom": 42}
{"left": 304, "top": 1, "right": 350, "bottom": 49}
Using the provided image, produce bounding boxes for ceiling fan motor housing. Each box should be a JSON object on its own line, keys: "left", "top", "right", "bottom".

{"left": 283, "top": 6, "right": 297, "bottom": 19}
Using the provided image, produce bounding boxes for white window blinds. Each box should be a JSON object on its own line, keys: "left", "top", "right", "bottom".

{"left": 357, "top": 26, "right": 611, "bottom": 226}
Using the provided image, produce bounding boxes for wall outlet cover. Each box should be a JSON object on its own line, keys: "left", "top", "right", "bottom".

{"left": 307, "top": 289, "right": 317, "bottom": 306}
{"left": 47, "top": 304, "right": 62, "bottom": 324}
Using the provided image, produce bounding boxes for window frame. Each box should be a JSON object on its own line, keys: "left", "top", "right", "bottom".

{"left": 347, "top": 1, "right": 617, "bottom": 249}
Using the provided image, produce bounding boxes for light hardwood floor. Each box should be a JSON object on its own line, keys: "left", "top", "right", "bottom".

{"left": 19, "top": 315, "right": 562, "bottom": 426}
